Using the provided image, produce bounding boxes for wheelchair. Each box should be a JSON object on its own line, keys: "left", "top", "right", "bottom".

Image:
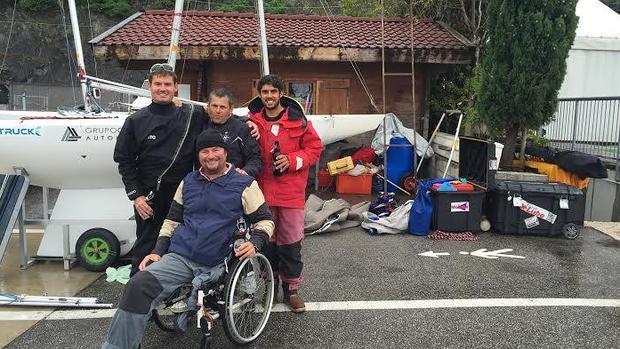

{"left": 150, "top": 220, "right": 275, "bottom": 348}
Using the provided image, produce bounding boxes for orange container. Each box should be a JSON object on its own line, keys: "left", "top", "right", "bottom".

{"left": 335, "top": 174, "right": 373, "bottom": 194}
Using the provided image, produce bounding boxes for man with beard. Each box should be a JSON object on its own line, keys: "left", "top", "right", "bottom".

{"left": 102, "top": 129, "right": 273, "bottom": 349}
{"left": 114, "top": 64, "right": 259, "bottom": 276}
{"left": 247, "top": 74, "right": 323, "bottom": 313}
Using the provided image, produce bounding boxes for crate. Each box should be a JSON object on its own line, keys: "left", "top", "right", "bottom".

{"left": 431, "top": 190, "right": 486, "bottom": 231}
{"left": 335, "top": 174, "right": 373, "bottom": 194}
{"left": 431, "top": 137, "right": 498, "bottom": 232}
{"left": 488, "top": 181, "right": 584, "bottom": 238}
{"left": 327, "top": 156, "right": 354, "bottom": 176}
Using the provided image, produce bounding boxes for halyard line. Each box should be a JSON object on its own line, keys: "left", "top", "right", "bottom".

{"left": 1, "top": 298, "right": 619, "bottom": 321}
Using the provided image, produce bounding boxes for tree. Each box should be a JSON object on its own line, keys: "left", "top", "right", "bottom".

{"left": 601, "top": 0, "right": 620, "bottom": 13}
{"left": 477, "top": 0, "right": 578, "bottom": 169}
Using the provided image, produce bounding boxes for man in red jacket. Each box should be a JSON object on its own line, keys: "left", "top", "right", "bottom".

{"left": 248, "top": 74, "right": 323, "bottom": 313}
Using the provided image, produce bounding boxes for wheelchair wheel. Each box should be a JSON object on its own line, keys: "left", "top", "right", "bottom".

{"left": 152, "top": 285, "right": 192, "bottom": 333}
{"left": 222, "top": 253, "right": 274, "bottom": 345}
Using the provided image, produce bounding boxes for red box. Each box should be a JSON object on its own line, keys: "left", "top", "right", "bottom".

{"left": 335, "top": 174, "right": 373, "bottom": 194}
{"left": 317, "top": 169, "right": 333, "bottom": 188}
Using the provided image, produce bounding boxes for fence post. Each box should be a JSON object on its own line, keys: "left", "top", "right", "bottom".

{"left": 21, "top": 91, "right": 26, "bottom": 111}
{"left": 571, "top": 100, "right": 579, "bottom": 151}
{"left": 616, "top": 127, "right": 620, "bottom": 182}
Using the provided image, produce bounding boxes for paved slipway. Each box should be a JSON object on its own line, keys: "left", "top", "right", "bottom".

{"left": 4, "top": 226, "right": 619, "bottom": 349}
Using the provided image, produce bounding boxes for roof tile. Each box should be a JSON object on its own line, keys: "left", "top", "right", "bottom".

{"left": 95, "top": 11, "right": 469, "bottom": 50}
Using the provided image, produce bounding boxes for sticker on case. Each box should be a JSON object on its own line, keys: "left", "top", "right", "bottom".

{"left": 524, "top": 216, "right": 540, "bottom": 229}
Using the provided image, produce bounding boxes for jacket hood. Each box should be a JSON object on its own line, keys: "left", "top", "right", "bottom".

{"left": 247, "top": 95, "right": 307, "bottom": 122}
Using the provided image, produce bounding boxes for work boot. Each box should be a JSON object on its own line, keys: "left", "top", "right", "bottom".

{"left": 282, "top": 283, "right": 306, "bottom": 313}
{"left": 286, "top": 293, "right": 306, "bottom": 313}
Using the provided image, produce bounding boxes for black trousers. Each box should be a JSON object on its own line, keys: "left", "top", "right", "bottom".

{"left": 130, "top": 182, "right": 177, "bottom": 276}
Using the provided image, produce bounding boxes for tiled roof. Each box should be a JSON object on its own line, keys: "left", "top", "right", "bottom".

{"left": 92, "top": 11, "right": 470, "bottom": 50}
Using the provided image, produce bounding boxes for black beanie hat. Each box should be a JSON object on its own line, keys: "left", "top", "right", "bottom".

{"left": 196, "top": 129, "right": 228, "bottom": 152}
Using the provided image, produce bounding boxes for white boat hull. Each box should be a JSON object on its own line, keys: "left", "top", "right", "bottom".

{"left": 1, "top": 110, "right": 383, "bottom": 260}
{"left": 0, "top": 110, "right": 384, "bottom": 189}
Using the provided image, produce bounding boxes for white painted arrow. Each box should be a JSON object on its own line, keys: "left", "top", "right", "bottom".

{"left": 418, "top": 251, "right": 450, "bottom": 258}
{"left": 462, "top": 248, "right": 525, "bottom": 259}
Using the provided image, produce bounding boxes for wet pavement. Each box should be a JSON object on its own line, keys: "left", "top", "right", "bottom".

{"left": 3, "top": 226, "right": 619, "bottom": 349}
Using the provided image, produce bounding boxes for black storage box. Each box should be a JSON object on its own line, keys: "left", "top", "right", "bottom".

{"left": 488, "top": 181, "right": 584, "bottom": 238}
{"left": 431, "top": 137, "right": 498, "bottom": 232}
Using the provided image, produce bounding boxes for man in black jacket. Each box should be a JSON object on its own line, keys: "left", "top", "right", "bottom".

{"left": 204, "top": 88, "right": 262, "bottom": 178}
{"left": 114, "top": 64, "right": 261, "bottom": 276}
{"left": 114, "top": 64, "right": 204, "bottom": 276}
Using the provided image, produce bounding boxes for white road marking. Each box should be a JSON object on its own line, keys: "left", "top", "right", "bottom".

{"left": 463, "top": 249, "right": 526, "bottom": 259}
{"left": 1, "top": 298, "right": 619, "bottom": 321}
{"left": 418, "top": 251, "right": 450, "bottom": 258}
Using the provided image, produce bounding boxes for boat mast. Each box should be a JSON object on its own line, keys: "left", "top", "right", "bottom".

{"left": 67, "top": 0, "right": 91, "bottom": 112}
{"left": 167, "top": 0, "right": 185, "bottom": 69}
{"left": 257, "top": 0, "right": 270, "bottom": 76}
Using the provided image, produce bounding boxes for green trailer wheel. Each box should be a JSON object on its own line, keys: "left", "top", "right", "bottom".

{"left": 76, "top": 229, "right": 120, "bottom": 272}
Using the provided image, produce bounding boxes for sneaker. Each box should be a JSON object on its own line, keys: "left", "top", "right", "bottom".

{"left": 285, "top": 294, "right": 306, "bottom": 313}
{"left": 169, "top": 299, "right": 188, "bottom": 314}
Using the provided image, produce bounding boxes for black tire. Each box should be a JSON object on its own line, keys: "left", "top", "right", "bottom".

{"left": 201, "top": 334, "right": 212, "bottom": 349}
{"left": 152, "top": 286, "right": 192, "bottom": 333}
{"left": 75, "top": 228, "right": 120, "bottom": 272}
{"left": 562, "top": 223, "right": 580, "bottom": 240}
{"left": 222, "top": 253, "right": 274, "bottom": 345}
{"left": 400, "top": 172, "right": 417, "bottom": 195}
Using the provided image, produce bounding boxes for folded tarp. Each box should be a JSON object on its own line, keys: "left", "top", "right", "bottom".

{"left": 523, "top": 142, "right": 608, "bottom": 179}
{"left": 304, "top": 194, "right": 370, "bottom": 235}
{"left": 361, "top": 200, "right": 413, "bottom": 235}
{"left": 372, "top": 113, "right": 434, "bottom": 158}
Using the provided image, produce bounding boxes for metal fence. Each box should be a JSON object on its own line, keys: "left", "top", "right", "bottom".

{"left": 8, "top": 83, "right": 133, "bottom": 112}
{"left": 542, "top": 97, "right": 620, "bottom": 181}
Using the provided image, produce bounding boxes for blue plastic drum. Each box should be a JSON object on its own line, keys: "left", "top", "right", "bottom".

{"left": 386, "top": 136, "right": 414, "bottom": 193}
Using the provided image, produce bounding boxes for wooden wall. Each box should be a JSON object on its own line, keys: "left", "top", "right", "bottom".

{"left": 199, "top": 60, "right": 428, "bottom": 132}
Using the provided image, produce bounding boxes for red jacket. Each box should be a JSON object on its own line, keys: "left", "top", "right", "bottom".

{"left": 248, "top": 96, "right": 323, "bottom": 208}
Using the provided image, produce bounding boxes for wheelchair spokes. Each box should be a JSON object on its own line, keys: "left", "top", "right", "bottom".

{"left": 151, "top": 253, "right": 274, "bottom": 347}
{"left": 223, "top": 253, "right": 274, "bottom": 344}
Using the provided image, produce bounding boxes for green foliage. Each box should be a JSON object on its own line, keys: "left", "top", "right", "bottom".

{"left": 601, "top": 0, "right": 620, "bottom": 13}
{"left": 215, "top": 0, "right": 287, "bottom": 14}
{"left": 477, "top": 0, "right": 578, "bottom": 135}
{"left": 88, "top": 0, "right": 132, "bottom": 18}
{"left": 341, "top": 0, "right": 410, "bottom": 17}
{"left": 528, "top": 129, "right": 550, "bottom": 147}
{"left": 17, "top": 0, "right": 56, "bottom": 13}
{"left": 148, "top": 0, "right": 175, "bottom": 10}
{"left": 430, "top": 65, "right": 483, "bottom": 130}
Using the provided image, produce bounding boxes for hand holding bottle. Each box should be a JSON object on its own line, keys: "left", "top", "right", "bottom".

{"left": 272, "top": 141, "right": 289, "bottom": 175}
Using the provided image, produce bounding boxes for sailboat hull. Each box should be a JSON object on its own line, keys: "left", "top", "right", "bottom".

{"left": 0, "top": 111, "right": 383, "bottom": 189}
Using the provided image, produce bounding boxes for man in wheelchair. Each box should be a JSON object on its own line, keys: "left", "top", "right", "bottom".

{"left": 102, "top": 129, "right": 274, "bottom": 349}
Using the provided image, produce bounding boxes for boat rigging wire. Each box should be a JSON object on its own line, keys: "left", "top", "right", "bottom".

{"left": 58, "top": 0, "right": 79, "bottom": 107}
{"left": 317, "top": 0, "right": 379, "bottom": 112}
{"left": 179, "top": 0, "right": 200, "bottom": 84}
{"left": 0, "top": 0, "right": 18, "bottom": 79}
{"left": 86, "top": 0, "right": 99, "bottom": 78}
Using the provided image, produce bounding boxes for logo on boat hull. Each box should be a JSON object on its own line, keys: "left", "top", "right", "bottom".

{"left": 61, "top": 127, "right": 81, "bottom": 142}
{"left": 0, "top": 127, "right": 41, "bottom": 136}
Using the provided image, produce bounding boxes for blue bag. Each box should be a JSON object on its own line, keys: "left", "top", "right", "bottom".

{"left": 408, "top": 178, "right": 453, "bottom": 235}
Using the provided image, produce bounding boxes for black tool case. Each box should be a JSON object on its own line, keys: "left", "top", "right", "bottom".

{"left": 487, "top": 181, "right": 584, "bottom": 239}
{"left": 431, "top": 137, "right": 498, "bottom": 232}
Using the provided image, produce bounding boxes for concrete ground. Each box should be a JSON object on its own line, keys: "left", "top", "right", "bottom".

{"left": 2, "top": 224, "right": 618, "bottom": 349}
{"left": 585, "top": 221, "right": 620, "bottom": 240}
